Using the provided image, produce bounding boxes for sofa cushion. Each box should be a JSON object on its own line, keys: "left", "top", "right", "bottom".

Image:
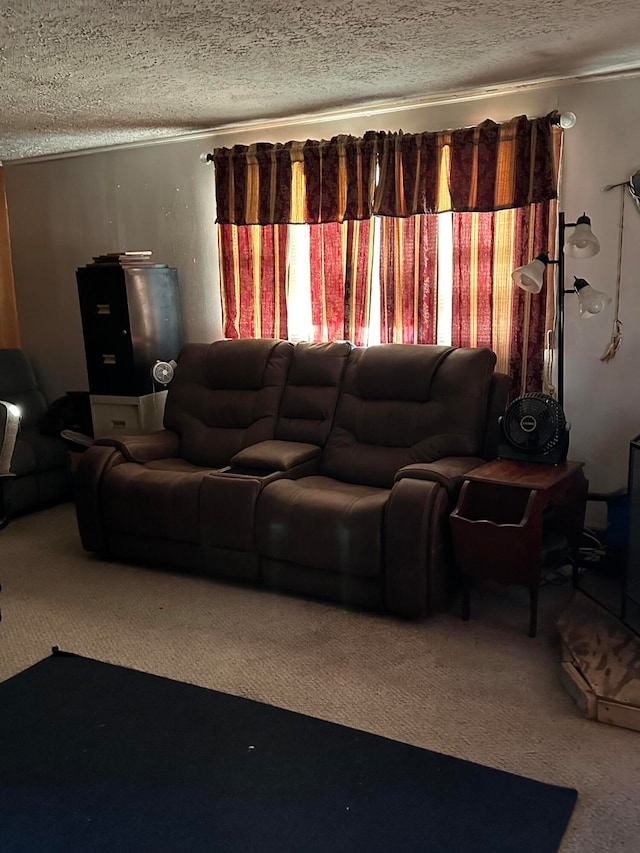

{"left": 321, "top": 344, "right": 497, "bottom": 488}
{"left": 163, "top": 339, "right": 294, "bottom": 468}
{"left": 255, "top": 475, "right": 388, "bottom": 578}
{"left": 355, "top": 343, "right": 451, "bottom": 401}
{"left": 101, "top": 459, "right": 214, "bottom": 543}
{"left": 274, "top": 341, "right": 352, "bottom": 445}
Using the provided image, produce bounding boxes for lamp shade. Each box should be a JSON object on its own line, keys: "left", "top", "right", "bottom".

{"left": 565, "top": 214, "right": 600, "bottom": 259}
{"left": 511, "top": 253, "right": 549, "bottom": 294}
{"left": 573, "top": 278, "right": 612, "bottom": 318}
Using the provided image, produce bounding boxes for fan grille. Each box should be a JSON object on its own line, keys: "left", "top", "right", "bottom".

{"left": 502, "top": 393, "right": 565, "bottom": 454}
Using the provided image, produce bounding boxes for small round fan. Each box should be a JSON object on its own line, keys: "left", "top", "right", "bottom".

{"left": 151, "top": 359, "right": 177, "bottom": 386}
{"left": 499, "top": 393, "right": 569, "bottom": 464}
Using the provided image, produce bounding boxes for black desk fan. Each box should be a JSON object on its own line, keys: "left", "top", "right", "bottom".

{"left": 499, "top": 392, "right": 570, "bottom": 465}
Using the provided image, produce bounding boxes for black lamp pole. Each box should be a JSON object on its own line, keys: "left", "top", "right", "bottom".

{"left": 554, "top": 211, "right": 580, "bottom": 410}
{"left": 556, "top": 212, "right": 567, "bottom": 409}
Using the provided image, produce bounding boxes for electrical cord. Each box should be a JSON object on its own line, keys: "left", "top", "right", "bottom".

{"left": 539, "top": 525, "right": 610, "bottom": 587}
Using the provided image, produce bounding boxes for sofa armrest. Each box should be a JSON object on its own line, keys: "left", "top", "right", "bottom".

{"left": 96, "top": 429, "right": 180, "bottom": 463}
{"left": 230, "top": 440, "right": 321, "bottom": 473}
{"left": 395, "top": 457, "right": 487, "bottom": 499}
{"left": 201, "top": 454, "right": 320, "bottom": 559}
{"left": 385, "top": 459, "right": 487, "bottom": 618}
{"left": 74, "top": 444, "right": 127, "bottom": 552}
{"left": 385, "top": 477, "right": 451, "bottom": 618}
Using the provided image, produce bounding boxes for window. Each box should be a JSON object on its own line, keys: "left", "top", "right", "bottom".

{"left": 213, "top": 114, "right": 561, "bottom": 394}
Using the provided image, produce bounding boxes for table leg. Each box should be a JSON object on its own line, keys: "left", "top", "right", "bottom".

{"left": 461, "top": 578, "right": 471, "bottom": 622}
{"left": 529, "top": 585, "right": 539, "bottom": 638}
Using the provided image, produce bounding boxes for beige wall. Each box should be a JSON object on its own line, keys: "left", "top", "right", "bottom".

{"left": 4, "top": 76, "right": 640, "bottom": 493}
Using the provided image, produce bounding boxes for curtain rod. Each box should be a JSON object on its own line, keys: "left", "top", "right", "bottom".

{"left": 199, "top": 111, "right": 575, "bottom": 165}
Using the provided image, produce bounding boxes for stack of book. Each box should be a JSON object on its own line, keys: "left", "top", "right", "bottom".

{"left": 90, "top": 251, "right": 166, "bottom": 267}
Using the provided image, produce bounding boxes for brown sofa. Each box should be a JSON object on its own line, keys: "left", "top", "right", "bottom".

{"left": 74, "top": 338, "right": 508, "bottom": 618}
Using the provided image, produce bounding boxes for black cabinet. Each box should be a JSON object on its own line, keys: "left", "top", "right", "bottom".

{"left": 76, "top": 262, "right": 183, "bottom": 397}
{"left": 576, "top": 436, "right": 640, "bottom": 638}
{"left": 623, "top": 435, "right": 640, "bottom": 634}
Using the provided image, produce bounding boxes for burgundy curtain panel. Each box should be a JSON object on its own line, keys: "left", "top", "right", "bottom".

{"left": 304, "top": 135, "right": 377, "bottom": 344}
{"left": 217, "top": 224, "right": 289, "bottom": 339}
{"left": 214, "top": 135, "right": 377, "bottom": 343}
{"left": 214, "top": 141, "right": 297, "bottom": 339}
{"left": 379, "top": 215, "right": 439, "bottom": 344}
{"left": 309, "top": 219, "right": 373, "bottom": 345}
{"left": 451, "top": 204, "right": 555, "bottom": 396}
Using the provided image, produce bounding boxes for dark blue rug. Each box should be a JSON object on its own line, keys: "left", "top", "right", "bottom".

{"left": 0, "top": 649, "right": 577, "bottom": 852}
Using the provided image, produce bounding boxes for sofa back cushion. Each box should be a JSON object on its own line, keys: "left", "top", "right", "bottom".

{"left": 321, "top": 344, "right": 497, "bottom": 488}
{"left": 164, "top": 339, "right": 294, "bottom": 467}
{"left": 275, "top": 341, "right": 352, "bottom": 446}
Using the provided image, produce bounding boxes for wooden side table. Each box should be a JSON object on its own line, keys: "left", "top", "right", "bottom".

{"left": 450, "top": 459, "right": 588, "bottom": 637}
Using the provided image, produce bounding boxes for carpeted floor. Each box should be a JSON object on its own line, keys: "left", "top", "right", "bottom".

{"left": 1, "top": 502, "right": 639, "bottom": 851}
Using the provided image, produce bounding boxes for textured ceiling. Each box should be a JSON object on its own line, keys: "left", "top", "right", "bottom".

{"left": 2, "top": 0, "right": 640, "bottom": 161}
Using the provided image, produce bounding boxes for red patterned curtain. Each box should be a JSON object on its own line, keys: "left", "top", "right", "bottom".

{"left": 217, "top": 224, "right": 289, "bottom": 339}
{"left": 304, "top": 135, "right": 377, "bottom": 344}
{"left": 309, "top": 219, "right": 373, "bottom": 345}
{"left": 214, "top": 142, "right": 296, "bottom": 339}
{"left": 378, "top": 215, "right": 438, "bottom": 344}
{"left": 214, "top": 134, "right": 377, "bottom": 342}
{"left": 451, "top": 204, "right": 556, "bottom": 397}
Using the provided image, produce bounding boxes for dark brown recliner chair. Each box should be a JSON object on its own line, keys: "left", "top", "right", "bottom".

{"left": 0, "top": 348, "right": 73, "bottom": 524}
{"left": 254, "top": 344, "right": 507, "bottom": 618}
{"left": 0, "top": 398, "right": 21, "bottom": 529}
{"left": 74, "top": 338, "right": 294, "bottom": 570}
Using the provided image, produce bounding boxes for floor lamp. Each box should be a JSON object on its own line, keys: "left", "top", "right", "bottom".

{"left": 512, "top": 212, "right": 609, "bottom": 407}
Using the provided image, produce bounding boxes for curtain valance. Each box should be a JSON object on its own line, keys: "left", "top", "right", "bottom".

{"left": 374, "top": 112, "right": 561, "bottom": 217}
{"left": 212, "top": 112, "right": 561, "bottom": 225}
{"left": 213, "top": 142, "right": 295, "bottom": 226}
{"left": 213, "top": 133, "right": 378, "bottom": 225}
{"left": 303, "top": 132, "right": 378, "bottom": 224}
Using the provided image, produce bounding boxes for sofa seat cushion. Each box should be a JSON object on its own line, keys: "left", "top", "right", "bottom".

{"left": 256, "top": 476, "right": 389, "bottom": 578}
{"left": 102, "top": 458, "right": 216, "bottom": 543}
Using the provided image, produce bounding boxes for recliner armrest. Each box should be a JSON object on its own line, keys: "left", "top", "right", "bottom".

{"left": 96, "top": 429, "right": 180, "bottom": 463}
{"left": 201, "top": 452, "right": 320, "bottom": 558}
{"left": 230, "top": 440, "right": 321, "bottom": 473}
{"left": 395, "top": 457, "right": 487, "bottom": 499}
